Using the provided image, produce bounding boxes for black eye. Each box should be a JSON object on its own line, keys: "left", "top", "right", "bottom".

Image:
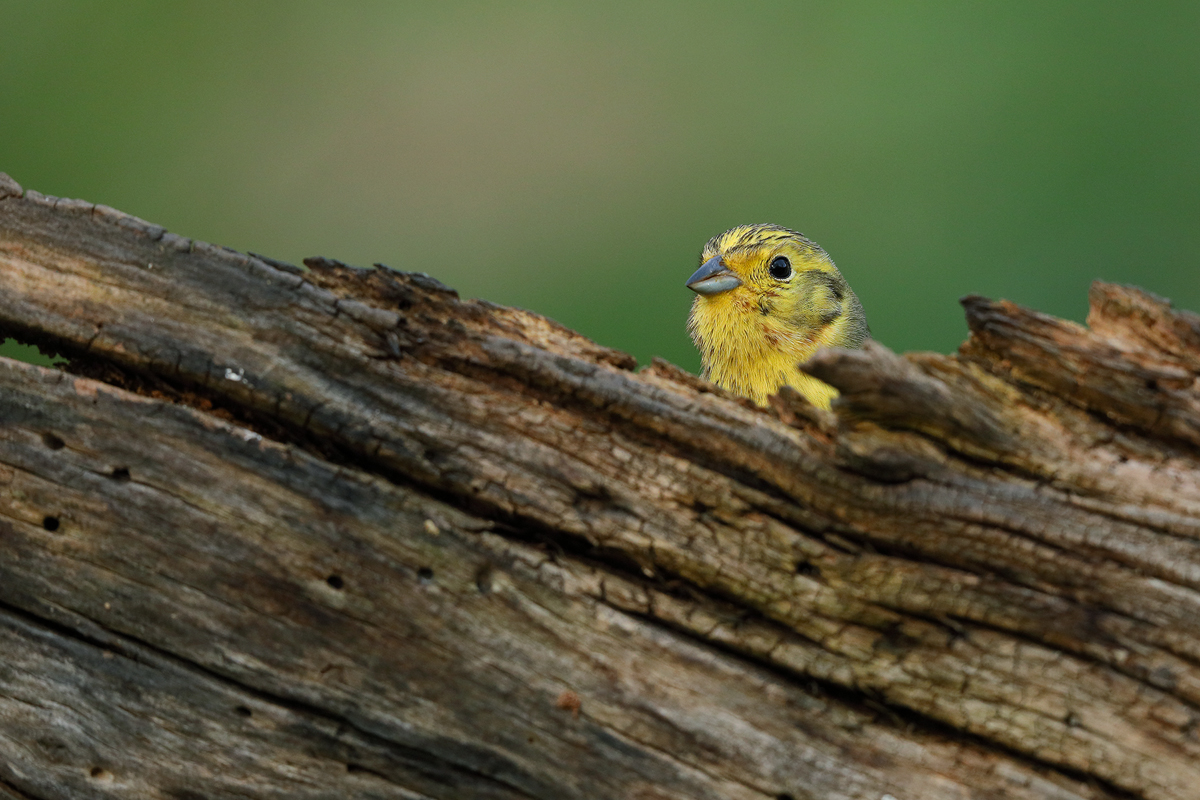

{"left": 769, "top": 256, "right": 792, "bottom": 280}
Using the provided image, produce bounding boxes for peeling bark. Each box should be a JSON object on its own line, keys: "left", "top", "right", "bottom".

{"left": 2, "top": 172, "right": 1199, "bottom": 799}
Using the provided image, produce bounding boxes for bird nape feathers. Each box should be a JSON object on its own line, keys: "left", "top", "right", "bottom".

{"left": 686, "top": 223, "right": 869, "bottom": 409}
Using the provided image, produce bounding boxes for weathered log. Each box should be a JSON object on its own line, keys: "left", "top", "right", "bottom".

{"left": 1, "top": 170, "right": 1199, "bottom": 799}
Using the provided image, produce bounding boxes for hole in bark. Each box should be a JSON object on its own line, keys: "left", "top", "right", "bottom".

{"left": 346, "top": 762, "right": 389, "bottom": 779}
{"left": 110, "top": 466, "right": 131, "bottom": 482}
{"left": 422, "top": 447, "right": 447, "bottom": 466}
{"left": 573, "top": 483, "right": 612, "bottom": 505}
{"left": 775, "top": 795, "right": 795, "bottom": 800}
{"left": 417, "top": 566, "right": 434, "bottom": 584}
{"left": 475, "top": 563, "right": 494, "bottom": 593}
{"left": 42, "top": 516, "right": 60, "bottom": 531}
{"left": 42, "top": 432, "right": 65, "bottom": 450}
{"left": 90, "top": 767, "right": 110, "bottom": 779}
{"left": 168, "top": 789, "right": 206, "bottom": 800}
{"left": 794, "top": 561, "right": 819, "bottom": 577}
{"left": 234, "top": 705, "right": 252, "bottom": 717}
{"left": 326, "top": 574, "right": 344, "bottom": 590}
{"left": 1153, "top": 665, "right": 1178, "bottom": 688}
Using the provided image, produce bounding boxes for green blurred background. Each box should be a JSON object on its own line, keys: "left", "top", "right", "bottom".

{"left": 3, "top": 2, "right": 1199, "bottom": 372}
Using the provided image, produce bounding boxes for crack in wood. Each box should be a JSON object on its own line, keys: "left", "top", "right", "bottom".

{"left": 0, "top": 596, "right": 548, "bottom": 799}
{"left": 4, "top": 175, "right": 1200, "bottom": 798}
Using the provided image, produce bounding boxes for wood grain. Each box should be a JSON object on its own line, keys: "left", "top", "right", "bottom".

{"left": 3, "top": 172, "right": 1199, "bottom": 798}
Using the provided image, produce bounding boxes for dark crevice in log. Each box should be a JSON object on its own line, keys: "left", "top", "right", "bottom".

{"left": 632, "top": 595, "right": 934, "bottom": 721}
{"left": 8, "top": 317, "right": 540, "bottom": 548}
{"left": 838, "top": 536, "right": 1200, "bottom": 683}
{"left": 489, "top": 516, "right": 666, "bottom": 589}
{"left": 789, "top": 512, "right": 1111, "bottom": 634}
{"left": 674, "top": 539, "right": 1200, "bottom": 789}
{"left": 0, "top": 596, "right": 547, "bottom": 799}
{"left": 0, "top": 299, "right": 862, "bottom": 662}
{"left": 0, "top": 776, "right": 41, "bottom": 800}
{"left": 412, "top": 343, "right": 835, "bottom": 537}
{"left": 443, "top": 357, "right": 793, "bottom": 495}
{"left": 1061, "top": 486, "right": 1200, "bottom": 545}
{"left": 0, "top": 323, "right": 74, "bottom": 370}
{"left": 623, "top": 603, "right": 1137, "bottom": 800}
{"left": 600, "top": 499, "right": 1200, "bottom": 791}
{"left": 938, "top": 608, "right": 1200, "bottom": 716}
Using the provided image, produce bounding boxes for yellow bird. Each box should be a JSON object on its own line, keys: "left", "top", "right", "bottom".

{"left": 686, "top": 223, "right": 869, "bottom": 409}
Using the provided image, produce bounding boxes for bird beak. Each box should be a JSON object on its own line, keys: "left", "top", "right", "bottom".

{"left": 686, "top": 255, "right": 742, "bottom": 296}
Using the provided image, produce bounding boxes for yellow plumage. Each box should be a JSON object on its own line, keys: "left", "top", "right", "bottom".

{"left": 686, "top": 224, "right": 868, "bottom": 408}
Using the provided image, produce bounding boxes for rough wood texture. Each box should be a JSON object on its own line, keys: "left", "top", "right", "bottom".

{"left": 1, "top": 172, "right": 1199, "bottom": 799}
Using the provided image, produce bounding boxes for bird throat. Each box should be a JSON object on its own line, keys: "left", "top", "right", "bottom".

{"left": 689, "top": 292, "right": 840, "bottom": 408}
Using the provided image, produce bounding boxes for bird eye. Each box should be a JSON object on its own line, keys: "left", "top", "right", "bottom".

{"left": 768, "top": 256, "right": 792, "bottom": 280}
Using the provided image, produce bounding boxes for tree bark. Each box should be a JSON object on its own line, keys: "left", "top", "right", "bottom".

{"left": 1, "top": 170, "right": 1199, "bottom": 799}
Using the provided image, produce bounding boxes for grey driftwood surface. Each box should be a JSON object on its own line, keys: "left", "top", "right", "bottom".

{"left": 1, "top": 171, "right": 1200, "bottom": 800}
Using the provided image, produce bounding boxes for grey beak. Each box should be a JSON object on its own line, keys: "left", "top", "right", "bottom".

{"left": 686, "top": 255, "right": 742, "bottom": 296}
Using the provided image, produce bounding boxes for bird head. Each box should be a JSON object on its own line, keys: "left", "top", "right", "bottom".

{"left": 686, "top": 223, "right": 855, "bottom": 334}
{"left": 685, "top": 223, "right": 868, "bottom": 407}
